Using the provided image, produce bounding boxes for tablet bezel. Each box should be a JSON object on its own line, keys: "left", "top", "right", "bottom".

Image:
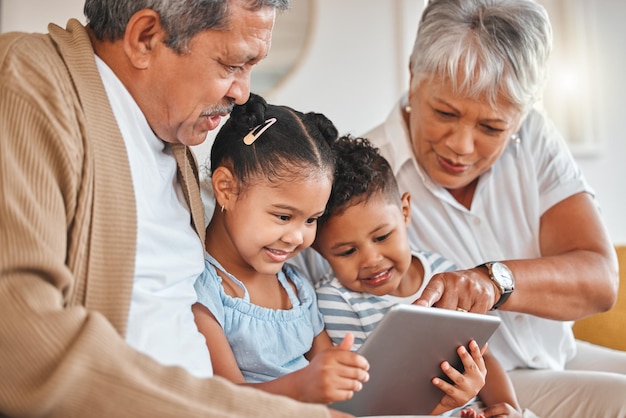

{"left": 331, "top": 303, "right": 501, "bottom": 416}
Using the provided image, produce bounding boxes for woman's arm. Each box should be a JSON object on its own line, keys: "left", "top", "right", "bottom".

{"left": 506, "top": 192, "right": 618, "bottom": 319}
{"left": 416, "top": 193, "right": 618, "bottom": 320}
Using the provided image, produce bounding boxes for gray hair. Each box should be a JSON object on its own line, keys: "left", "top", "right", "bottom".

{"left": 84, "top": 0, "right": 290, "bottom": 54}
{"left": 410, "top": 0, "right": 552, "bottom": 111}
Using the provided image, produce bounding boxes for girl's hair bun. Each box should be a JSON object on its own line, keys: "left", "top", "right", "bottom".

{"left": 303, "top": 112, "right": 339, "bottom": 146}
{"left": 229, "top": 93, "right": 268, "bottom": 131}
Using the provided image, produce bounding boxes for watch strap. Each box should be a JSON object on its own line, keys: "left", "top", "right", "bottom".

{"left": 478, "top": 261, "right": 514, "bottom": 310}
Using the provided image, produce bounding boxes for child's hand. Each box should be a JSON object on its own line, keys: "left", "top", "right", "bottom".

{"left": 430, "top": 340, "right": 487, "bottom": 414}
{"left": 461, "top": 407, "right": 486, "bottom": 418}
{"left": 297, "top": 333, "right": 370, "bottom": 404}
{"left": 479, "top": 402, "right": 524, "bottom": 418}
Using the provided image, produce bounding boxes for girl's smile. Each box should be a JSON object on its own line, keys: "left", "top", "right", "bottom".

{"left": 209, "top": 169, "right": 332, "bottom": 282}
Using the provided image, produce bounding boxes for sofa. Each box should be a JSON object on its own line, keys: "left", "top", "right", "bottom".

{"left": 572, "top": 246, "right": 626, "bottom": 351}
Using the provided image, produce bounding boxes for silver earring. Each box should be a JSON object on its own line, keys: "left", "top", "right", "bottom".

{"left": 404, "top": 105, "right": 411, "bottom": 113}
{"left": 220, "top": 204, "right": 225, "bottom": 213}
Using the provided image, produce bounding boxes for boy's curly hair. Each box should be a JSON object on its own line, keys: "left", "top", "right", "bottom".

{"left": 319, "top": 135, "right": 401, "bottom": 229}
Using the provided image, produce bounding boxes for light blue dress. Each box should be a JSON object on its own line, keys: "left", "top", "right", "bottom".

{"left": 195, "top": 253, "right": 325, "bottom": 383}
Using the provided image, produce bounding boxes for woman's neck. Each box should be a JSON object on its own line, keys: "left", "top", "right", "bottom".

{"left": 447, "top": 178, "right": 478, "bottom": 210}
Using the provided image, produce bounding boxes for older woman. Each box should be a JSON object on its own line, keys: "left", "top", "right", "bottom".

{"left": 365, "top": 0, "right": 626, "bottom": 416}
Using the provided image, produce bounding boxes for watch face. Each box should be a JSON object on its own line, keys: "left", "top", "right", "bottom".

{"left": 492, "top": 262, "right": 514, "bottom": 289}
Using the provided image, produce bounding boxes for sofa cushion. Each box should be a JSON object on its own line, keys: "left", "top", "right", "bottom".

{"left": 573, "top": 246, "right": 626, "bottom": 351}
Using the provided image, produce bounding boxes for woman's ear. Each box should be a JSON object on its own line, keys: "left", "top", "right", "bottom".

{"left": 400, "top": 192, "right": 412, "bottom": 226}
{"left": 211, "top": 166, "right": 238, "bottom": 211}
{"left": 123, "top": 9, "right": 165, "bottom": 70}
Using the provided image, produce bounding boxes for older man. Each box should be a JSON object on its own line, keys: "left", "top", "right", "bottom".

{"left": 0, "top": 1, "right": 348, "bottom": 417}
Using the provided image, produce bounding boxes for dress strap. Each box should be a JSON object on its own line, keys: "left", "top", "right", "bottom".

{"left": 277, "top": 268, "right": 301, "bottom": 307}
{"left": 204, "top": 253, "right": 250, "bottom": 302}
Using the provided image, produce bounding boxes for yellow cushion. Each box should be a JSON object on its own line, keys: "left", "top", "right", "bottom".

{"left": 572, "top": 246, "right": 626, "bottom": 351}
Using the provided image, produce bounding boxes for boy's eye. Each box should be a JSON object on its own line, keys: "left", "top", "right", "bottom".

{"left": 276, "top": 214, "right": 291, "bottom": 221}
{"left": 305, "top": 217, "right": 318, "bottom": 225}
{"left": 337, "top": 248, "right": 356, "bottom": 257}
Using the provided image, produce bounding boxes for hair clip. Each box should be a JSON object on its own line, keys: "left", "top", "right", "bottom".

{"left": 243, "top": 118, "right": 277, "bottom": 145}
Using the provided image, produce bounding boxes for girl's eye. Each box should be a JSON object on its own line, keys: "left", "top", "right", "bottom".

{"left": 305, "top": 217, "right": 318, "bottom": 225}
{"left": 276, "top": 214, "right": 291, "bottom": 221}
{"left": 374, "top": 232, "right": 392, "bottom": 243}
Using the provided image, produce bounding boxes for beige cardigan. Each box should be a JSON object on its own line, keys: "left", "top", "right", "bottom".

{"left": 0, "top": 20, "right": 328, "bottom": 418}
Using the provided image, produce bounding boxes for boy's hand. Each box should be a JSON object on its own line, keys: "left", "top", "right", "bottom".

{"left": 461, "top": 407, "right": 486, "bottom": 418}
{"left": 480, "top": 402, "right": 524, "bottom": 418}
{"left": 296, "top": 334, "right": 370, "bottom": 404}
{"left": 431, "top": 340, "right": 487, "bottom": 413}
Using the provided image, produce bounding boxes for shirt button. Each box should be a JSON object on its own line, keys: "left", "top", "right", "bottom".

{"left": 473, "top": 218, "right": 481, "bottom": 225}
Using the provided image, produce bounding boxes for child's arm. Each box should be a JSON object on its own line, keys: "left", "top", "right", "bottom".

{"left": 193, "top": 302, "right": 369, "bottom": 404}
{"left": 430, "top": 340, "right": 488, "bottom": 415}
{"left": 256, "top": 331, "right": 369, "bottom": 404}
{"left": 192, "top": 302, "right": 247, "bottom": 382}
{"left": 472, "top": 349, "right": 522, "bottom": 418}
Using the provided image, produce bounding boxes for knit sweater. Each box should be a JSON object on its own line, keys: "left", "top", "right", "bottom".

{"left": 0, "top": 19, "right": 328, "bottom": 418}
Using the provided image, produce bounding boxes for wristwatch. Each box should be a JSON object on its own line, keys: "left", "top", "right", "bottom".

{"left": 477, "top": 261, "right": 515, "bottom": 310}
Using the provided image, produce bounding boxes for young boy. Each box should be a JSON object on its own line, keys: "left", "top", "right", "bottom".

{"left": 313, "top": 135, "right": 524, "bottom": 418}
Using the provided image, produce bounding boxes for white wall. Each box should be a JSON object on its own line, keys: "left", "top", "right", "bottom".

{"left": 573, "top": 1, "right": 626, "bottom": 245}
{"left": 0, "top": 0, "right": 84, "bottom": 32}
{"left": 3, "top": 0, "right": 625, "bottom": 244}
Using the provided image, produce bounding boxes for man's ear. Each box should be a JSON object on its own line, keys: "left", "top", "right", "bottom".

{"left": 123, "top": 9, "right": 165, "bottom": 70}
{"left": 400, "top": 192, "right": 412, "bottom": 226}
{"left": 211, "top": 166, "right": 238, "bottom": 210}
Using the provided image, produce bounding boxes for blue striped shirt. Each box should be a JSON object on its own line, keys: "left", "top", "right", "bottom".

{"left": 316, "top": 249, "right": 457, "bottom": 350}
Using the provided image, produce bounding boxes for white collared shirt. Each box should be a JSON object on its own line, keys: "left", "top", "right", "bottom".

{"left": 365, "top": 94, "right": 593, "bottom": 371}
{"left": 96, "top": 57, "right": 212, "bottom": 378}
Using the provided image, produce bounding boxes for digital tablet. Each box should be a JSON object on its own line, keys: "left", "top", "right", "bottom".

{"left": 330, "top": 304, "right": 501, "bottom": 417}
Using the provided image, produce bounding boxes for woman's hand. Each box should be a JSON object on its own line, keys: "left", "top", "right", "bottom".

{"left": 430, "top": 340, "right": 487, "bottom": 415}
{"left": 414, "top": 268, "right": 498, "bottom": 314}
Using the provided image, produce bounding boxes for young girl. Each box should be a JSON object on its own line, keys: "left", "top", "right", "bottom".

{"left": 313, "top": 135, "right": 524, "bottom": 417}
{"left": 192, "top": 94, "right": 369, "bottom": 404}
